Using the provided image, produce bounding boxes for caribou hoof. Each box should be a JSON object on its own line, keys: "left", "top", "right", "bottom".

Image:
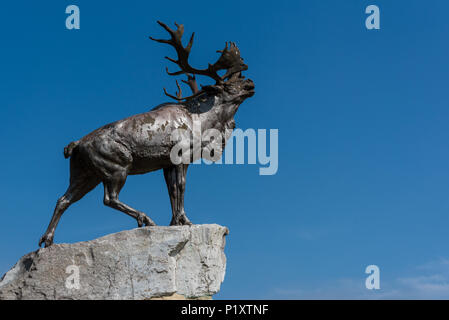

{"left": 38, "top": 233, "right": 54, "bottom": 248}
{"left": 137, "top": 214, "right": 156, "bottom": 227}
{"left": 170, "top": 214, "right": 193, "bottom": 226}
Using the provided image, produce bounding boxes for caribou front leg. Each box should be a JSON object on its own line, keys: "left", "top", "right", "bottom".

{"left": 163, "top": 164, "right": 192, "bottom": 226}
{"left": 103, "top": 170, "right": 156, "bottom": 227}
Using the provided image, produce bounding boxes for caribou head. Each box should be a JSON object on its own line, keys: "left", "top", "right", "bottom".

{"left": 150, "top": 21, "right": 255, "bottom": 105}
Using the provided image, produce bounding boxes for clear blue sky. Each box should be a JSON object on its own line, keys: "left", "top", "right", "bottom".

{"left": 1, "top": 0, "right": 449, "bottom": 299}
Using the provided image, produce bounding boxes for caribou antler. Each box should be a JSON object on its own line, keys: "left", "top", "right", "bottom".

{"left": 150, "top": 21, "right": 222, "bottom": 83}
{"left": 181, "top": 74, "right": 199, "bottom": 94}
{"left": 162, "top": 79, "right": 183, "bottom": 101}
{"left": 163, "top": 77, "right": 204, "bottom": 101}
{"left": 150, "top": 21, "right": 248, "bottom": 101}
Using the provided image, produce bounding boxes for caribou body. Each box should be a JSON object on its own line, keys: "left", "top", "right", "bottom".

{"left": 39, "top": 21, "right": 254, "bottom": 247}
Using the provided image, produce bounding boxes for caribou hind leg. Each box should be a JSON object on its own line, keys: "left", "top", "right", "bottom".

{"left": 39, "top": 156, "right": 100, "bottom": 248}
{"left": 163, "top": 164, "right": 192, "bottom": 226}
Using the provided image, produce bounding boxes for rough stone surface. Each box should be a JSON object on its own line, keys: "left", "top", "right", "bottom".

{"left": 0, "top": 224, "right": 228, "bottom": 300}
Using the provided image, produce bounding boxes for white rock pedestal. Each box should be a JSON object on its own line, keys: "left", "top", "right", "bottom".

{"left": 0, "top": 224, "right": 229, "bottom": 300}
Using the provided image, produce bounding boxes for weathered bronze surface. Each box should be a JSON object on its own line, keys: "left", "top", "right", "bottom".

{"left": 39, "top": 21, "right": 255, "bottom": 247}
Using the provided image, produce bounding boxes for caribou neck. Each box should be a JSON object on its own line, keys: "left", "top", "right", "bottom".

{"left": 185, "top": 95, "right": 239, "bottom": 131}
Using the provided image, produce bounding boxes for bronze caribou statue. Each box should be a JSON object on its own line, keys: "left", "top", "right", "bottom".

{"left": 39, "top": 21, "right": 255, "bottom": 247}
